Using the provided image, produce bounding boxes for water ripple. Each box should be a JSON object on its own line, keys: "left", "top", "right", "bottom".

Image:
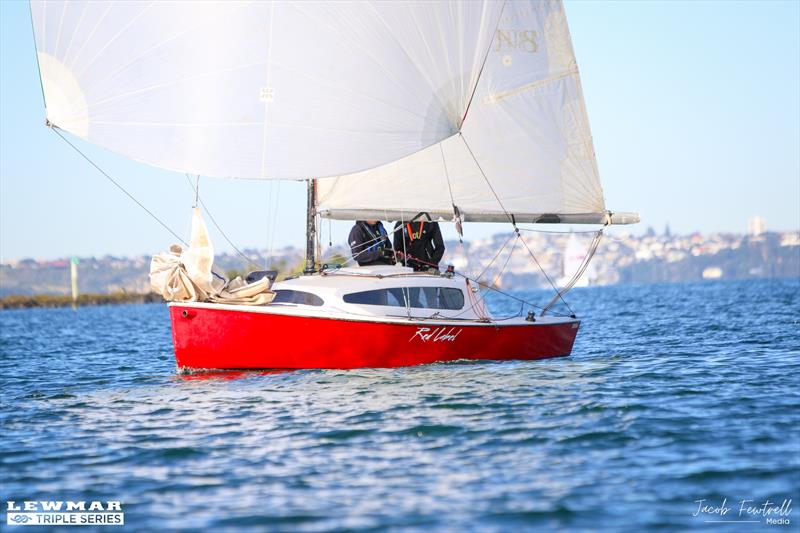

{"left": 1, "top": 279, "right": 798, "bottom": 531}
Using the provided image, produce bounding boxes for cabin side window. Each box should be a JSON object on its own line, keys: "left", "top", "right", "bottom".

{"left": 272, "top": 290, "right": 324, "bottom": 306}
{"left": 343, "top": 287, "right": 464, "bottom": 310}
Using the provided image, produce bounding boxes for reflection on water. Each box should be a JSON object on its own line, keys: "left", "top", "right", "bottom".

{"left": 1, "top": 279, "right": 798, "bottom": 531}
{"left": 175, "top": 369, "right": 297, "bottom": 381}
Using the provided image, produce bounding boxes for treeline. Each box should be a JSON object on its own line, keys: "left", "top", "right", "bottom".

{"left": 618, "top": 238, "right": 799, "bottom": 284}
{"left": 0, "top": 292, "right": 163, "bottom": 310}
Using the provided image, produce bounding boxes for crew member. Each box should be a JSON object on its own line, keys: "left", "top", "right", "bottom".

{"left": 348, "top": 220, "right": 395, "bottom": 266}
{"left": 393, "top": 215, "right": 445, "bottom": 271}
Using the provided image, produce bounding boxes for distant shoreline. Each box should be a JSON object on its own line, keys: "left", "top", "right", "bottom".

{"left": 0, "top": 292, "right": 163, "bottom": 310}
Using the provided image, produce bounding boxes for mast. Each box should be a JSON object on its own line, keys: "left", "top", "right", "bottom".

{"left": 304, "top": 179, "right": 317, "bottom": 274}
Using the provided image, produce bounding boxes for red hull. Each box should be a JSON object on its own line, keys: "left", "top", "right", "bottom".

{"left": 169, "top": 304, "right": 580, "bottom": 370}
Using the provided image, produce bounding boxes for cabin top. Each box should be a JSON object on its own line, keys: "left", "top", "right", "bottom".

{"left": 271, "top": 265, "right": 485, "bottom": 320}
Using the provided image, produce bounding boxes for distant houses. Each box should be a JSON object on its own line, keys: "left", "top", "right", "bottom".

{"left": 0, "top": 230, "right": 798, "bottom": 297}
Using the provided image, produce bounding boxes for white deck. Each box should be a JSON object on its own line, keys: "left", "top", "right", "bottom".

{"left": 171, "top": 265, "right": 577, "bottom": 328}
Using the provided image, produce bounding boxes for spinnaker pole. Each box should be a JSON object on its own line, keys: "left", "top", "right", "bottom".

{"left": 304, "top": 179, "right": 317, "bottom": 274}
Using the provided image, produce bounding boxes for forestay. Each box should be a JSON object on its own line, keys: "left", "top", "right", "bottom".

{"left": 316, "top": 1, "right": 636, "bottom": 224}
{"left": 31, "top": 1, "right": 503, "bottom": 179}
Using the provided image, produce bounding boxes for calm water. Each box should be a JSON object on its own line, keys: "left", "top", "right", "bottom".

{"left": 1, "top": 279, "right": 798, "bottom": 532}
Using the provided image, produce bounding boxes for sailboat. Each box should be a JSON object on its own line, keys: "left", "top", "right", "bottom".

{"left": 30, "top": 0, "right": 637, "bottom": 370}
{"left": 557, "top": 233, "right": 595, "bottom": 288}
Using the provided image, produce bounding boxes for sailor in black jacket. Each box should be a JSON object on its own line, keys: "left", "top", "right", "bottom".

{"left": 393, "top": 217, "right": 445, "bottom": 271}
{"left": 348, "top": 220, "right": 395, "bottom": 266}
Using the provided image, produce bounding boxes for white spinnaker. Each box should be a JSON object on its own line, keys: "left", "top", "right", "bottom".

{"left": 31, "top": 1, "right": 503, "bottom": 179}
{"left": 317, "top": 0, "right": 611, "bottom": 223}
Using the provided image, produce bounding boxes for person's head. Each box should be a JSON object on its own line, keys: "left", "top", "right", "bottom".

{"left": 366, "top": 220, "right": 378, "bottom": 225}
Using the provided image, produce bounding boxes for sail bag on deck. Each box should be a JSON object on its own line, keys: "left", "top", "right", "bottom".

{"left": 149, "top": 209, "right": 274, "bottom": 305}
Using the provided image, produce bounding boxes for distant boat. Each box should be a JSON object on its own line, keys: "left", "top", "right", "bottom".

{"left": 557, "top": 233, "right": 596, "bottom": 288}
{"left": 31, "top": 0, "right": 637, "bottom": 370}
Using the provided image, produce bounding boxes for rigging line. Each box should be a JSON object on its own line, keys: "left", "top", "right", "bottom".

{"left": 331, "top": 228, "right": 382, "bottom": 269}
{"left": 264, "top": 180, "right": 274, "bottom": 269}
{"left": 269, "top": 181, "right": 282, "bottom": 267}
{"left": 458, "top": 132, "right": 513, "bottom": 225}
{"left": 518, "top": 232, "right": 575, "bottom": 316}
{"left": 316, "top": 201, "right": 322, "bottom": 271}
{"left": 448, "top": 234, "right": 519, "bottom": 320}
{"left": 342, "top": 222, "right": 406, "bottom": 267}
{"left": 334, "top": 219, "right": 435, "bottom": 271}
{"left": 378, "top": 240, "right": 568, "bottom": 317}
{"left": 455, "top": 272, "right": 566, "bottom": 315}
{"left": 541, "top": 229, "right": 604, "bottom": 316}
{"left": 437, "top": 139, "right": 469, "bottom": 271}
{"left": 52, "top": 127, "right": 187, "bottom": 246}
{"left": 381, "top": 207, "right": 392, "bottom": 275}
{"left": 464, "top": 279, "right": 486, "bottom": 321}
{"left": 557, "top": 233, "right": 602, "bottom": 297}
{"left": 458, "top": 132, "right": 575, "bottom": 315}
{"left": 563, "top": 232, "right": 601, "bottom": 294}
{"left": 439, "top": 143, "right": 458, "bottom": 221}
{"left": 399, "top": 210, "right": 410, "bottom": 317}
{"left": 460, "top": 0, "right": 507, "bottom": 127}
{"left": 400, "top": 211, "right": 408, "bottom": 268}
{"left": 476, "top": 232, "right": 515, "bottom": 281}
{"left": 462, "top": 251, "right": 571, "bottom": 318}
{"left": 183, "top": 174, "right": 261, "bottom": 270}
{"left": 334, "top": 225, "right": 559, "bottom": 315}
{"left": 28, "top": 2, "right": 46, "bottom": 110}
{"left": 319, "top": 259, "right": 569, "bottom": 318}
{"left": 327, "top": 244, "right": 574, "bottom": 319}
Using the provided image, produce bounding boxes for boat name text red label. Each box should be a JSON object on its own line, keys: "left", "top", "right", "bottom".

{"left": 410, "top": 327, "right": 462, "bottom": 343}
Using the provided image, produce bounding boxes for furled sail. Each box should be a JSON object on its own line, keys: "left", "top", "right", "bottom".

{"left": 30, "top": 1, "right": 504, "bottom": 179}
{"left": 317, "top": 1, "right": 638, "bottom": 224}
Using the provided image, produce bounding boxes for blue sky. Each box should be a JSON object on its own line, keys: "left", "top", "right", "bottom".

{"left": 1, "top": 0, "right": 798, "bottom": 260}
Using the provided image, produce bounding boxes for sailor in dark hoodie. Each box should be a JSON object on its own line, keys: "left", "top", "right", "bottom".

{"left": 348, "top": 220, "right": 395, "bottom": 266}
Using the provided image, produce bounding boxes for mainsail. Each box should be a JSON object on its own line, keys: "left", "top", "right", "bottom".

{"left": 317, "top": 1, "right": 636, "bottom": 224}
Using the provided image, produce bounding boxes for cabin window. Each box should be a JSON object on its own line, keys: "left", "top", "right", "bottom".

{"left": 343, "top": 287, "right": 464, "bottom": 310}
{"left": 272, "top": 290, "right": 324, "bottom": 306}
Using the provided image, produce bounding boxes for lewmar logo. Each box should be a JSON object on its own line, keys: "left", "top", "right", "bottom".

{"left": 6, "top": 501, "right": 124, "bottom": 526}
{"left": 410, "top": 327, "right": 462, "bottom": 343}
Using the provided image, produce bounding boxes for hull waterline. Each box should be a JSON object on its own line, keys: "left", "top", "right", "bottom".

{"left": 169, "top": 303, "right": 580, "bottom": 371}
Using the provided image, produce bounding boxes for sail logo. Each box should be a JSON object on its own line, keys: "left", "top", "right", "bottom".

{"left": 6, "top": 501, "right": 124, "bottom": 526}
{"left": 495, "top": 30, "right": 539, "bottom": 53}
{"left": 410, "top": 327, "right": 462, "bottom": 343}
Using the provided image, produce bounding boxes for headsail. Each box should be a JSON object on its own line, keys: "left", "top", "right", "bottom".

{"left": 31, "top": 1, "right": 503, "bottom": 179}
{"left": 317, "top": 1, "right": 637, "bottom": 224}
